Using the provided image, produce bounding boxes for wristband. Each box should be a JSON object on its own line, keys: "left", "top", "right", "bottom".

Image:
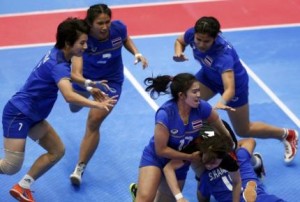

{"left": 134, "top": 53, "right": 142, "bottom": 58}
{"left": 84, "top": 79, "right": 92, "bottom": 87}
{"left": 175, "top": 193, "right": 183, "bottom": 200}
{"left": 86, "top": 86, "right": 93, "bottom": 92}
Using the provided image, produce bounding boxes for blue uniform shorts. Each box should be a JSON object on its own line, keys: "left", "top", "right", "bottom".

{"left": 139, "top": 146, "right": 190, "bottom": 181}
{"left": 2, "top": 101, "right": 40, "bottom": 139}
{"left": 195, "top": 70, "right": 248, "bottom": 108}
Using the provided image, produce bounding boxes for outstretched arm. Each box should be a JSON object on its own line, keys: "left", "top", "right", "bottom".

{"left": 58, "top": 78, "right": 117, "bottom": 111}
{"left": 214, "top": 70, "right": 236, "bottom": 111}
{"left": 123, "top": 36, "right": 148, "bottom": 68}
{"left": 173, "top": 35, "right": 188, "bottom": 62}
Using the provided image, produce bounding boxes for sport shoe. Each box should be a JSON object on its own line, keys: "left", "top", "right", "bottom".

{"left": 129, "top": 183, "right": 137, "bottom": 202}
{"left": 10, "top": 184, "right": 35, "bottom": 202}
{"left": 253, "top": 153, "right": 266, "bottom": 179}
{"left": 283, "top": 129, "right": 298, "bottom": 164}
{"left": 243, "top": 180, "right": 257, "bottom": 202}
{"left": 70, "top": 163, "right": 86, "bottom": 186}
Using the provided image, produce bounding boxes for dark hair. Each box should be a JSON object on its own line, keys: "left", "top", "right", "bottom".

{"left": 85, "top": 4, "right": 112, "bottom": 25}
{"left": 55, "top": 17, "right": 89, "bottom": 49}
{"left": 194, "top": 16, "right": 221, "bottom": 38}
{"left": 144, "top": 73, "right": 198, "bottom": 101}
{"left": 197, "top": 124, "right": 232, "bottom": 164}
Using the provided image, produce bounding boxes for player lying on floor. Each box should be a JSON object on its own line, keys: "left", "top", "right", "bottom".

{"left": 163, "top": 125, "right": 285, "bottom": 202}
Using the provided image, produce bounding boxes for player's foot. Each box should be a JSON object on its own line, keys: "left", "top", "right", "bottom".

{"left": 129, "top": 183, "right": 137, "bottom": 202}
{"left": 253, "top": 153, "right": 266, "bottom": 179}
{"left": 243, "top": 180, "right": 257, "bottom": 202}
{"left": 283, "top": 129, "right": 298, "bottom": 164}
{"left": 10, "top": 184, "right": 35, "bottom": 202}
{"left": 70, "top": 162, "right": 86, "bottom": 186}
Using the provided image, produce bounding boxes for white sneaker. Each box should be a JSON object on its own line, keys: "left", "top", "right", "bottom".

{"left": 70, "top": 163, "right": 86, "bottom": 186}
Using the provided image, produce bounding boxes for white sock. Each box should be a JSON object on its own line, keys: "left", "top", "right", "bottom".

{"left": 282, "top": 128, "right": 288, "bottom": 140}
{"left": 19, "top": 174, "right": 35, "bottom": 189}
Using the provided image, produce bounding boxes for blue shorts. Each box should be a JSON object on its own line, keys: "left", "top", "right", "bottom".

{"left": 2, "top": 101, "right": 41, "bottom": 139}
{"left": 72, "top": 81, "right": 122, "bottom": 101}
{"left": 195, "top": 70, "right": 248, "bottom": 108}
{"left": 139, "top": 146, "right": 190, "bottom": 181}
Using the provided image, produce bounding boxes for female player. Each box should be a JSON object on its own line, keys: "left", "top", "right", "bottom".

{"left": 173, "top": 16, "right": 298, "bottom": 164}
{"left": 0, "top": 18, "right": 116, "bottom": 202}
{"left": 69, "top": 3, "right": 148, "bottom": 185}
{"left": 134, "top": 73, "right": 233, "bottom": 202}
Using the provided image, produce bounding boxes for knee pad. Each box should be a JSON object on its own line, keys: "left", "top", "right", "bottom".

{"left": 0, "top": 149, "right": 24, "bottom": 175}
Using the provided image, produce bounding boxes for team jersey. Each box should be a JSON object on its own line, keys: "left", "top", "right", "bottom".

{"left": 9, "top": 47, "right": 71, "bottom": 122}
{"left": 144, "top": 99, "right": 212, "bottom": 163}
{"left": 183, "top": 28, "right": 248, "bottom": 95}
{"left": 199, "top": 148, "right": 284, "bottom": 202}
{"left": 82, "top": 20, "right": 127, "bottom": 84}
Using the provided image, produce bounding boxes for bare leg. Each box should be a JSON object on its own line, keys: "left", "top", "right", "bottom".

{"left": 198, "top": 82, "right": 216, "bottom": 100}
{"left": 27, "top": 120, "right": 65, "bottom": 180}
{"left": 227, "top": 104, "right": 284, "bottom": 139}
{"left": 78, "top": 107, "right": 112, "bottom": 164}
{"left": 70, "top": 106, "right": 114, "bottom": 185}
{"left": 136, "top": 166, "right": 162, "bottom": 202}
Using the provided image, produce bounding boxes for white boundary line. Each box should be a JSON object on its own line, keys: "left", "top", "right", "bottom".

{"left": 124, "top": 67, "right": 159, "bottom": 111}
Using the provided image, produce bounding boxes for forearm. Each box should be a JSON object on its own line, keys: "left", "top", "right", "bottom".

{"left": 64, "top": 91, "right": 98, "bottom": 108}
{"left": 156, "top": 147, "right": 192, "bottom": 161}
{"left": 124, "top": 36, "right": 139, "bottom": 55}
{"left": 163, "top": 164, "right": 183, "bottom": 199}
{"left": 232, "top": 183, "right": 241, "bottom": 202}
{"left": 174, "top": 39, "right": 185, "bottom": 55}
{"left": 219, "top": 88, "right": 235, "bottom": 105}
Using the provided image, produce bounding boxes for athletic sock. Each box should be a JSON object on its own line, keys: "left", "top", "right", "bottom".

{"left": 19, "top": 174, "right": 35, "bottom": 189}
{"left": 282, "top": 128, "right": 288, "bottom": 140}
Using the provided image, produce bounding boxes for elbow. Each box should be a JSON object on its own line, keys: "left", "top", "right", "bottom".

{"left": 63, "top": 94, "right": 75, "bottom": 103}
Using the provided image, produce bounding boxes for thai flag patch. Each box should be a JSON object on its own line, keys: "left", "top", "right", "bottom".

{"left": 203, "top": 56, "right": 213, "bottom": 67}
{"left": 192, "top": 120, "right": 202, "bottom": 130}
{"left": 112, "top": 37, "right": 122, "bottom": 47}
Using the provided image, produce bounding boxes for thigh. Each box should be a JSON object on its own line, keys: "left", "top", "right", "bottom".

{"left": 137, "top": 166, "right": 162, "bottom": 201}
{"left": 195, "top": 70, "right": 217, "bottom": 100}
{"left": 28, "top": 120, "right": 64, "bottom": 153}
{"left": 199, "top": 82, "right": 216, "bottom": 100}
{"left": 227, "top": 103, "right": 250, "bottom": 135}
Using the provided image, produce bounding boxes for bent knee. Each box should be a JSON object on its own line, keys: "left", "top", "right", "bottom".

{"left": 48, "top": 147, "right": 65, "bottom": 163}
{"left": 0, "top": 150, "right": 24, "bottom": 175}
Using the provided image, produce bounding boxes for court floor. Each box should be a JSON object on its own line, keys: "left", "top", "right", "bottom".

{"left": 0, "top": 1, "right": 299, "bottom": 201}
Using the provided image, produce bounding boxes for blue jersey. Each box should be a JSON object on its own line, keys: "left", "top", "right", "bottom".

{"left": 143, "top": 99, "right": 212, "bottom": 165}
{"left": 9, "top": 47, "right": 71, "bottom": 122}
{"left": 199, "top": 148, "right": 285, "bottom": 202}
{"left": 184, "top": 28, "right": 248, "bottom": 95}
{"left": 82, "top": 20, "right": 127, "bottom": 84}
